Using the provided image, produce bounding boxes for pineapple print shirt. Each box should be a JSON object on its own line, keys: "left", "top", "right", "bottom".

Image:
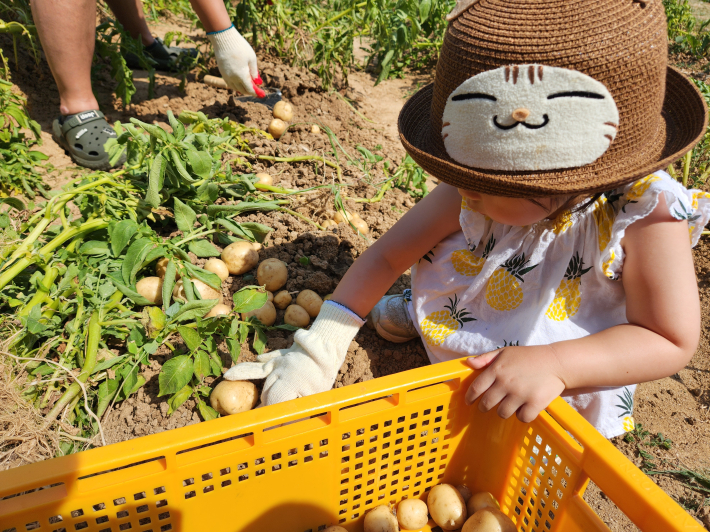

{"left": 408, "top": 171, "right": 710, "bottom": 438}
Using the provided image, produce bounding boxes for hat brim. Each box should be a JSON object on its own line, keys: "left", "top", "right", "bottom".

{"left": 398, "top": 66, "right": 708, "bottom": 197}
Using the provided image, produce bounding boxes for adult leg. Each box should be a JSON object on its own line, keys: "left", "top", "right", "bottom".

{"left": 104, "top": 0, "right": 154, "bottom": 46}
{"left": 30, "top": 0, "right": 98, "bottom": 116}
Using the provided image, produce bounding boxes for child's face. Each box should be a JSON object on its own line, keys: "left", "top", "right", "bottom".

{"left": 458, "top": 189, "right": 554, "bottom": 226}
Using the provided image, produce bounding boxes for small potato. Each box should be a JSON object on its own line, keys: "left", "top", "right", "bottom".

{"left": 242, "top": 300, "right": 277, "bottom": 326}
{"left": 461, "top": 508, "right": 515, "bottom": 532}
{"left": 321, "top": 219, "right": 338, "bottom": 229}
{"left": 323, "top": 528, "right": 348, "bottom": 532}
{"left": 364, "top": 505, "right": 398, "bottom": 532}
{"left": 273, "top": 290, "right": 292, "bottom": 309}
{"left": 269, "top": 118, "right": 288, "bottom": 139}
{"left": 136, "top": 277, "right": 163, "bottom": 305}
{"left": 222, "top": 241, "right": 259, "bottom": 275}
{"left": 257, "top": 258, "right": 288, "bottom": 291}
{"left": 467, "top": 492, "right": 499, "bottom": 516}
{"left": 267, "top": 291, "right": 274, "bottom": 302}
{"left": 204, "top": 258, "right": 230, "bottom": 282}
{"left": 206, "top": 303, "right": 231, "bottom": 318}
{"left": 210, "top": 380, "right": 258, "bottom": 416}
{"left": 284, "top": 304, "right": 310, "bottom": 327}
{"left": 251, "top": 242, "right": 262, "bottom": 251}
{"left": 456, "top": 485, "right": 473, "bottom": 503}
{"left": 296, "top": 289, "right": 323, "bottom": 318}
{"left": 333, "top": 210, "right": 354, "bottom": 224}
{"left": 173, "top": 278, "right": 223, "bottom": 304}
{"left": 273, "top": 101, "right": 294, "bottom": 122}
{"left": 397, "top": 498, "right": 429, "bottom": 530}
{"left": 311, "top": 124, "right": 321, "bottom": 134}
{"left": 155, "top": 257, "right": 176, "bottom": 279}
{"left": 255, "top": 172, "right": 273, "bottom": 186}
{"left": 428, "top": 484, "right": 467, "bottom": 530}
{"left": 350, "top": 216, "right": 369, "bottom": 235}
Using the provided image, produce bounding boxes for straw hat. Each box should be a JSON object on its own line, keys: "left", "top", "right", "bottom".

{"left": 398, "top": 0, "right": 708, "bottom": 197}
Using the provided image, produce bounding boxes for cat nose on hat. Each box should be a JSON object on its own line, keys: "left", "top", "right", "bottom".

{"left": 512, "top": 108, "right": 530, "bottom": 122}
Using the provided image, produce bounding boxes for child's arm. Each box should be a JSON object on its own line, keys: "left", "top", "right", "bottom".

{"left": 224, "top": 184, "right": 463, "bottom": 404}
{"left": 465, "top": 195, "right": 700, "bottom": 422}
{"left": 331, "top": 183, "right": 464, "bottom": 317}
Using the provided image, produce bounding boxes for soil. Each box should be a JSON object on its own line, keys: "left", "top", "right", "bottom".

{"left": 1, "top": 15, "right": 709, "bottom": 531}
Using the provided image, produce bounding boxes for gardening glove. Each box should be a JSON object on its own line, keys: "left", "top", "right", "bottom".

{"left": 207, "top": 25, "right": 265, "bottom": 98}
{"left": 223, "top": 301, "right": 365, "bottom": 405}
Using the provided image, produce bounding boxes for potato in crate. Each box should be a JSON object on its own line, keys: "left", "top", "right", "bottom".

{"left": 0, "top": 360, "right": 703, "bottom": 532}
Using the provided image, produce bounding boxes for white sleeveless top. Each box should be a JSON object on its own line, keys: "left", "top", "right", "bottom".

{"left": 406, "top": 170, "right": 710, "bottom": 438}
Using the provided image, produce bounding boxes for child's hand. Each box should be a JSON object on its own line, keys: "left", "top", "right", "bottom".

{"left": 465, "top": 345, "right": 567, "bottom": 423}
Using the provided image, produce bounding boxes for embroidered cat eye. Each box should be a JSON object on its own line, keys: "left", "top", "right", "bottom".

{"left": 547, "top": 91, "right": 605, "bottom": 100}
{"left": 452, "top": 93, "right": 497, "bottom": 102}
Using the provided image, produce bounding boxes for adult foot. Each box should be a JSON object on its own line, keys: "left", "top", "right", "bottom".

{"left": 124, "top": 37, "right": 199, "bottom": 72}
{"left": 52, "top": 110, "right": 125, "bottom": 170}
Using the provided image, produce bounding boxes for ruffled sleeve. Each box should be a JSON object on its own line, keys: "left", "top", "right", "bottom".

{"left": 597, "top": 170, "right": 710, "bottom": 280}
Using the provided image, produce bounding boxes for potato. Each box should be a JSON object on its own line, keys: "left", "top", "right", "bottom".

{"left": 296, "top": 289, "right": 323, "bottom": 318}
{"left": 461, "top": 509, "right": 515, "bottom": 532}
{"left": 273, "top": 101, "right": 294, "bottom": 122}
{"left": 136, "top": 277, "right": 163, "bottom": 305}
{"left": 364, "top": 505, "right": 398, "bottom": 532}
{"left": 333, "top": 210, "right": 354, "bottom": 224}
{"left": 273, "top": 290, "right": 292, "bottom": 309}
{"left": 155, "top": 257, "right": 179, "bottom": 279}
{"left": 173, "top": 278, "right": 223, "bottom": 304}
{"left": 210, "top": 380, "right": 258, "bottom": 416}
{"left": 242, "top": 300, "right": 277, "bottom": 326}
{"left": 321, "top": 219, "right": 338, "bottom": 229}
{"left": 311, "top": 124, "right": 321, "bottom": 134}
{"left": 467, "top": 492, "right": 499, "bottom": 516}
{"left": 267, "top": 291, "right": 274, "bottom": 302}
{"left": 204, "top": 258, "right": 230, "bottom": 282}
{"left": 205, "top": 303, "right": 231, "bottom": 318}
{"left": 351, "top": 216, "right": 369, "bottom": 235}
{"left": 323, "top": 528, "right": 347, "bottom": 532}
{"left": 456, "top": 485, "right": 473, "bottom": 503}
{"left": 269, "top": 118, "right": 288, "bottom": 139}
{"left": 222, "top": 241, "right": 259, "bottom": 275}
{"left": 256, "top": 258, "right": 288, "bottom": 291}
{"left": 428, "top": 484, "right": 467, "bottom": 530}
{"left": 284, "top": 304, "right": 310, "bottom": 327}
{"left": 397, "top": 498, "right": 429, "bottom": 530}
{"left": 255, "top": 172, "right": 273, "bottom": 186}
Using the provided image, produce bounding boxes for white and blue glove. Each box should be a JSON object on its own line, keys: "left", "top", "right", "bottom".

{"left": 224, "top": 301, "right": 365, "bottom": 405}
{"left": 207, "top": 25, "right": 265, "bottom": 97}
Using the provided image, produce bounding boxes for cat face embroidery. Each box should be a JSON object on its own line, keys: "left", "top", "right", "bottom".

{"left": 441, "top": 65, "right": 619, "bottom": 171}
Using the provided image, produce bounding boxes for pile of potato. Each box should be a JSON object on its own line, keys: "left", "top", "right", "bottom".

{"left": 269, "top": 101, "right": 293, "bottom": 140}
{"left": 360, "top": 485, "right": 515, "bottom": 532}
{"left": 322, "top": 209, "right": 369, "bottom": 235}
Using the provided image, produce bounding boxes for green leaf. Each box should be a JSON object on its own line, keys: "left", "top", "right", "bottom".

{"left": 197, "top": 399, "right": 219, "bottom": 421}
{"left": 121, "top": 237, "right": 153, "bottom": 285}
{"left": 196, "top": 182, "right": 219, "bottom": 203}
{"left": 232, "top": 286, "right": 268, "bottom": 313}
{"left": 25, "top": 304, "right": 46, "bottom": 334}
{"left": 184, "top": 263, "right": 222, "bottom": 291}
{"left": 158, "top": 355, "right": 194, "bottom": 396}
{"left": 162, "top": 260, "right": 176, "bottom": 310}
{"left": 107, "top": 272, "right": 153, "bottom": 306}
{"left": 130, "top": 117, "right": 169, "bottom": 142}
{"left": 79, "top": 240, "right": 110, "bottom": 256}
{"left": 215, "top": 217, "right": 254, "bottom": 240}
{"left": 188, "top": 239, "right": 221, "bottom": 258}
{"left": 239, "top": 222, "right": 272, "bottom": 243}
{"left": 226, "top": 337, "right": 240, "bottom": 363}
{"left": 167, "top": 110, "right": 186, "bottom": 141}
{"left": 148, "top": 306, "right": 166, "bottom": 331}
{"left": 167, "top": 384, "right": 193, "bottom": 415}
{"left": 193, "top": 350, "right": 210, "bottom": 379}
{"left": 419, "top": 0, "right": 432, "bottom": 21}
{"left": 97, "top": 378, "right": 119, "bottom": 416}
{"left": 0, "top": 197, "right": 25, "bottom": 211}
{"left": 178, "top": 325, "right": 202, "bottom": 352}
{"left": 109, "top": 219, "right": 139, "bottom": 257}
{"left": 146, "top": 153, "right": 166, "bottom": 208}
{"left": 209, "top": 352, "right": 223, "bottom": 374}
{"left": 170, "top": 148, "right": 196, "bottom": 183}
{"left": 185, "top": 147, "right": 212, "bottom": 178}
{"left": 93, "top": 355, "right": 126, "bottom": 374}
{"left": 207, "top": 201, "right": 283, "bottom": 218}
{"left": 253, "top": 327, "right": 268, "bottom": 355}
{"left": 174, "top": 197, "right": 197, "bottom": 234}
{"left": 170, "top": 299, "right": 219, "bottom": 323}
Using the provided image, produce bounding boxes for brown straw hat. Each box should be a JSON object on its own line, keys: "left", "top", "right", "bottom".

{"left": 398, "top": 0, "right": 708, "bottom": 197}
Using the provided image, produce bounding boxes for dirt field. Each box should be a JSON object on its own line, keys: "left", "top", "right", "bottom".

{"left": 2, "top": 16, "right": 709, "bottom": 531}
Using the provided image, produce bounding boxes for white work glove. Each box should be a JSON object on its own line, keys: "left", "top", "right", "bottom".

{"left": 224, "top": 301, "right": 365, "bottom": 405}
{"left": 207, "top": 25, "right": 265, "bottom": 98}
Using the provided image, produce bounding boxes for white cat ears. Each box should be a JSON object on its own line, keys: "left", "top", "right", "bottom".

{"left": 446, "top": 0, "right": 479, "bottom": 21}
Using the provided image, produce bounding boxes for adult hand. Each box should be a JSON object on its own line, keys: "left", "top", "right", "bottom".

{"left": 465, "top": 344, "right": 567, "bottom": 423}
{"left": 207, "top": 25, "right": 265, "bottom": 97}
{"left": 223, "top": 302, "right": 365, "bottom": 405}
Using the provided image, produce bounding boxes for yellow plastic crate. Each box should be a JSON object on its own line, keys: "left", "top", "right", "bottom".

{"left": 0, "top": 359, "right": 703, "bottom": 532}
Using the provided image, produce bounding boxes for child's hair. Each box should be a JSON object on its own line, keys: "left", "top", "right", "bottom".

{"left": 530, "top": 192, "right": 603, "bottom": 221}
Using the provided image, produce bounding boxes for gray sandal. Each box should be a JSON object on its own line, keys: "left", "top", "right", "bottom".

{"left": 52, "top": 110, "right": 125, "bottom": 170}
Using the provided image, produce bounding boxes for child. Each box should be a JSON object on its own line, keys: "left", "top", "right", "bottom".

{"left": 226, "top": 0, "right": 710, "bottom": 438}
